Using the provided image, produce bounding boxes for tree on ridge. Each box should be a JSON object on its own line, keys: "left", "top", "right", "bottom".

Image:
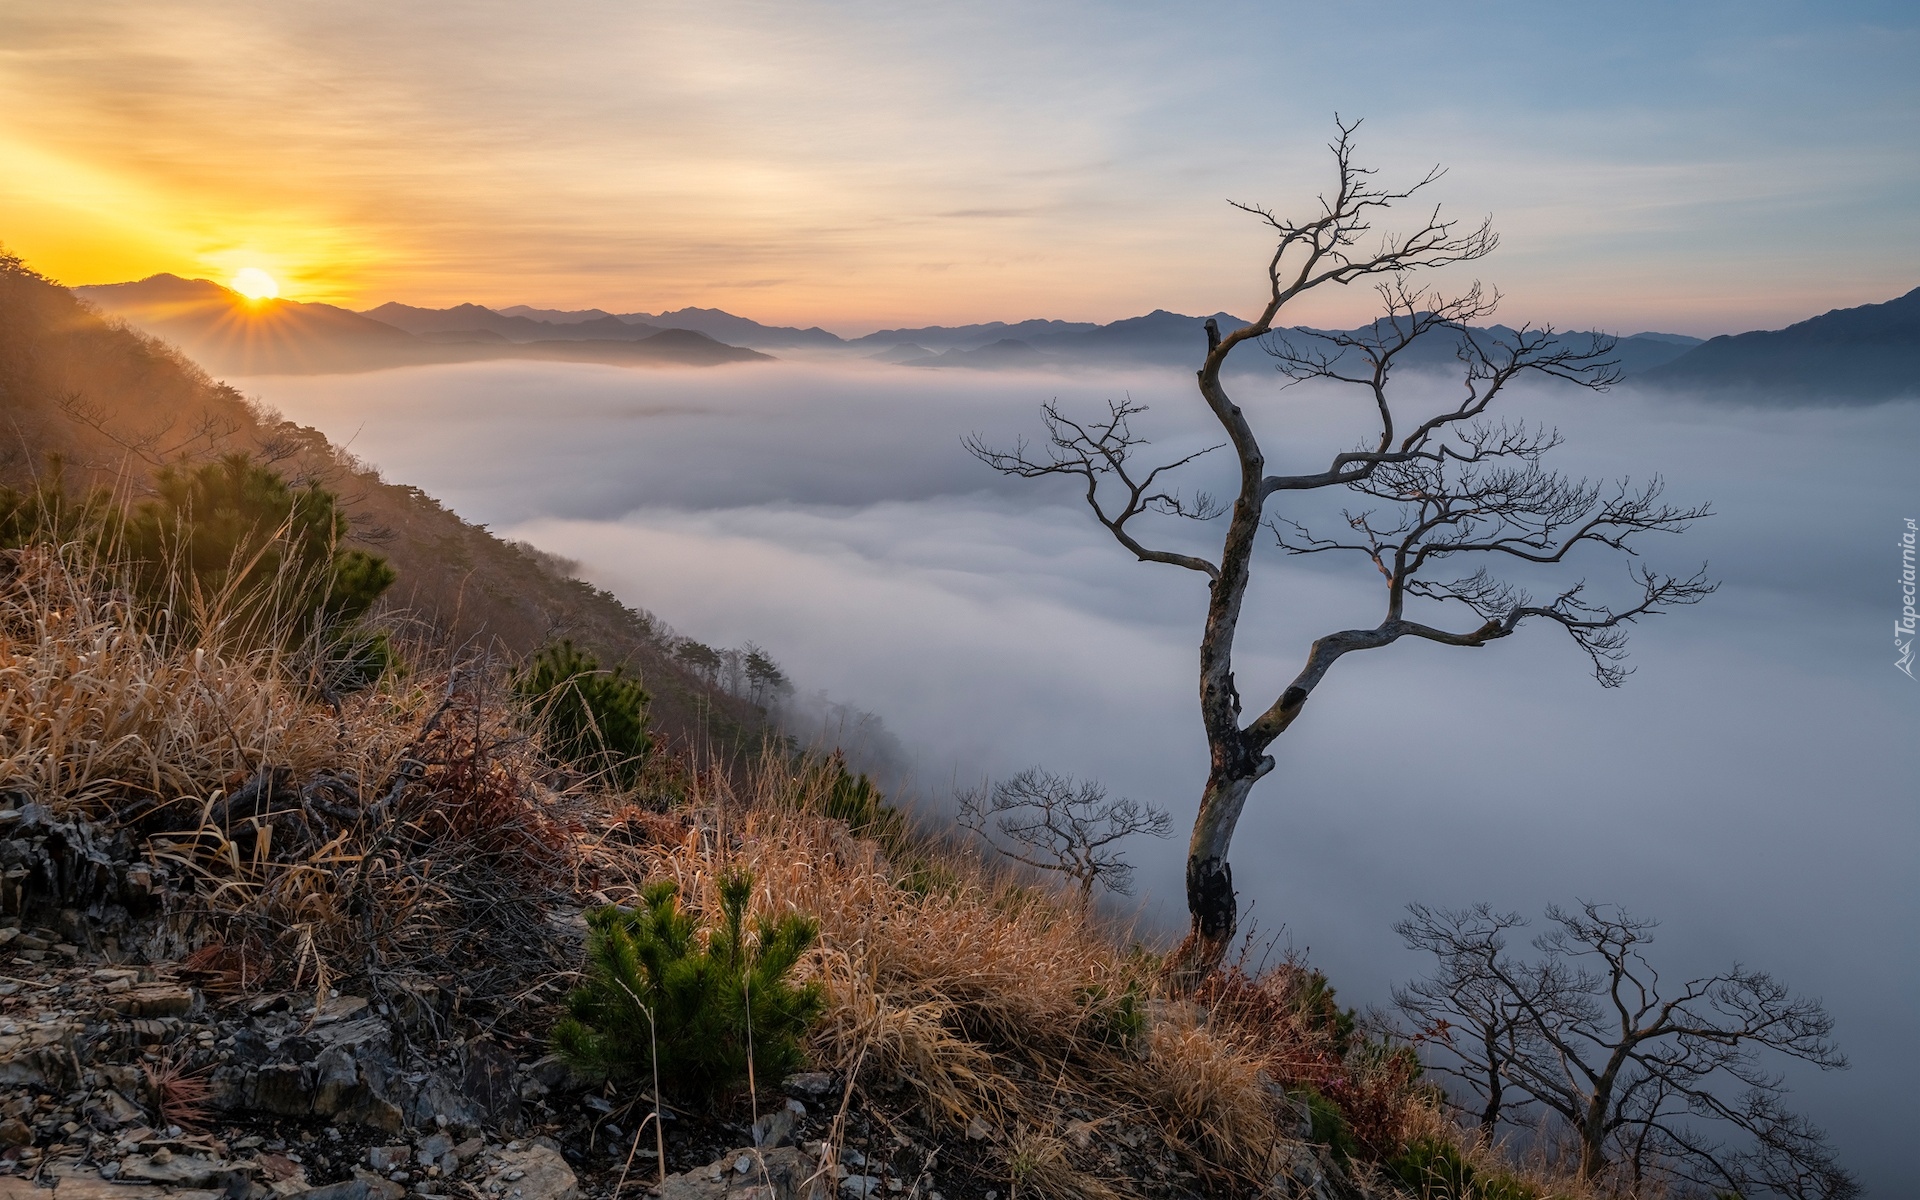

{"left": 968, "top": 119, "right": 1715, "bottom": 988}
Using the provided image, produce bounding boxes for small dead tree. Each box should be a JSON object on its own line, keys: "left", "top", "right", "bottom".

{"left": 1396, "top": 902, "right": 1858, "bottom": 1199}
{"left": 967, "top": 119, "right": 1714, "bottom": 986}
{"left": 1393, "top": 904, "right": 1579, "bottom": 1140}
{"left": 957, "top": 767, "right": 1172, "bottom": 906}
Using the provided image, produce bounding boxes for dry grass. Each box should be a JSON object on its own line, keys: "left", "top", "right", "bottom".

{"left": 142, "top": 1046, "right": 215, "bottom": 1133}
{"left": 575, "top": 763, "right": 1305, "bottom": 1196}
{"left": 0, "top": 539, "right": 1615, "bottom": 1199}
{"left": 0, "top": 544, "right": 342, "bottom": 818}
{"left": 0, "top": 543, "right": 582, "bottom": 1010}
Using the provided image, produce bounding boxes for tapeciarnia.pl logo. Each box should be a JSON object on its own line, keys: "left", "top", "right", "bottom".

{"left": 1899, "top": 518, "right": 1917, "bottom": 679}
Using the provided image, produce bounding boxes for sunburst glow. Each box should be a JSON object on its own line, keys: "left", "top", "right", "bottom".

{"left": 231, "top": 267, "right": 279, "bottom": 300}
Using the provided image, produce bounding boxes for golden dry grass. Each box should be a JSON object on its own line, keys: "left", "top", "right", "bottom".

{"left": 577, "top": 766, "right": 1302, "bottom": 1196}
{"left": 0, "top": 543, "right": 343, "bottom": 817}
{"left": 0, "top": 543, "right": 580, "bottom": 1006}
{"left": 0, "top": 539, "right": 1621, "bottom": 1200}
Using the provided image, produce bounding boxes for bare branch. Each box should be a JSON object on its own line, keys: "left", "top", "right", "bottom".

{"left": 966, "top": 398, "right": 1224, "bottom": 578}
{"left": 957, "top": 767, "right": 1172, "bottom": 905}
{"left": 1398, "top": 899, "right": 1858, "bottom": 1197}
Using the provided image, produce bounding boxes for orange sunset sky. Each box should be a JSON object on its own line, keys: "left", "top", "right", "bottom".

{"left": 2, "top": 1, "right": 1914, "bottom": 335}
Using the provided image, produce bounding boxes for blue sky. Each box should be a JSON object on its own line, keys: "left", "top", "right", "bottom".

{"left": 2, "top": 0, "right": 1914, "bottom": 328}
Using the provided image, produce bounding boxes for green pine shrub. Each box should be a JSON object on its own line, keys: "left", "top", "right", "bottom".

{"left": 5, "top": 453, "right": 397, "bottom": 687}
{"left": 124, "top": 454, "right": 394, "bottom": 631}
{"left": 1383, "top": 1137, "right": 1540, "bottom": 1200}
{"left": 553, "top": 870, "right": 825, "bottom": 1103}
{"left": 811, "top": 751, "right": 904, "bottom": 842}
{"left": 514, "top": 640, "right": 652, "bottom": 785}
{"left": 1386, "top": 1135, "right": 1475, "bottom": 1198}
{"left": 1077, "top": 980, "right": 1148, "bottom": 1051}
{"left": 1298, "top": 1085, "right": 1360, "bottom": 1162}
{"left": 0, "top": 457, "right": 118, "bottom": 550}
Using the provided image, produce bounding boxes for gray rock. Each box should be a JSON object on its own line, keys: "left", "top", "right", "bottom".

{"left": 780, "top": 1073, "right": 835, "bottom": 1102}
{"left": 285, "top": 1182, "right": 371, "bottom": 1200}
{"left": 351, "top": 1168, "right": 406, "bottom": 1200}
{"left": 838, "top": 1176, "right": 884, "bottom": 1200}
{"left": 656, "top": 1147, "right": 825, "bottom": 1200}
{"left": 520, "top": 1056, "right": 574, "bottom": 1096}
{"left": 368, "top": 1147, "right": 411, "bottom": 1172}
{"left": 751, "top": 1109, "right": 794, "bottom": 1149}
{"left": 117, "top": 1154, "right": 241, "bottom": 1187}
{"left": 461, "top": 1041, "right": 521, "bottom": 1128}
{"left": 482, "top": 1145, "right": 578, "bottom": 1200}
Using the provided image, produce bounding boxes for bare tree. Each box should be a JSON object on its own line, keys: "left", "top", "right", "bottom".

{"left": 967, "top": 119, "right": 1714, "bottom": 986}
{"left": 1396, "top": 902, "right": 1858, "bottom": 1199}
{"left": 1393, "top": 904, "right": 1575, "bottom": 1139}
{"left": 957, "top": 767, "right": 1173, "bottom": 907}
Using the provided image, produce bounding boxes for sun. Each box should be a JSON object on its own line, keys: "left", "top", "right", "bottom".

{"left": 230, "top": 267, "right": 279, "bottom": 301}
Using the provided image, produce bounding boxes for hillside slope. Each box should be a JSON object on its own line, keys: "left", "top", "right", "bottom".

{"left": 1640, "top": 286, "right": 1920, "bottom": 401}
{"left": 3, "top": 253, "right": 768, "bottom": 751}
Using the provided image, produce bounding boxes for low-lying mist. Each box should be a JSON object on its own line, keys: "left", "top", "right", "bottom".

{"left": 243, "top": 357, "right": 1916, "bottom": 1192}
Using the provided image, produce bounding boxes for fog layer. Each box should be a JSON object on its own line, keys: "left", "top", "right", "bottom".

{"left": 245, "top": 359, "right": 1917, "bottom": 1193}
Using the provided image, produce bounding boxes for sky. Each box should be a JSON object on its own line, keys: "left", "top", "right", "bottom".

{"left": 2, "top": 1, "right": 1916, "bottom": 334}
{"left": 243, "top": 357, "right": 1917, "bottom": 1192}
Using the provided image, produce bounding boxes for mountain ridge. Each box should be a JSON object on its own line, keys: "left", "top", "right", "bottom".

{"left": 74, "top": 275, "right": 771, "bottom": 373}
{"left": 76, "top": 274, "right": 1917, "bottom": 399}
{"left": 1640, "top": 286, "right": 1920, "bottom": 401}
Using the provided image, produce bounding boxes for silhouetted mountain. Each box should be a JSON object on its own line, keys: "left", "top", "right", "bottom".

{"left": 1267, "top": 322, "right": 1702, "bottom": 379}
{"left": 362, "top": 301, "right": 661, "bottom": 342}
{"left": 867, "top": 342, "right": 934, "bottom": 363}
{"left": 514, "top": 328, "right": 771, "bottom": 366}
{"left": 418, "top": 327, "right": 512, "bottom": 344}
{"left": 893, "top": 338, "right": 1051, "bottom": 370}
{"left": 855, "top": 310, "right": 1696, "bottom": 378}
{"left": 78, "top": 276, "right": 770, "bottom": 373}
{"left": 850, "top": 318, "right": 1100, "bottom": 353}
{"left": 1623, "top": 331, "right": 1705, "bottom": 347}
{"left": 1029, "top": 310, "right": 1250, "bottom": 364}
{"left": 496, "top": 304, "right": 621, "bottom": 324}
{"left": 1640, "top": 288, "right": 1920, "bottom": 402}
{"left": 619, "top": 307, "right": 845, "bottom": 351}
{"left": 78, "top": 275, "right": 424, "bottom": 373}
{"left": 372, "top": 301, "right": 837, "bottom": 351}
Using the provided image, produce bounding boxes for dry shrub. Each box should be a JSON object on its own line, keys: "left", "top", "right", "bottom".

{"left": 0, "top": 543, "right": 583, "bottom": 1007}
{"left": 142, "top": 1047, "right": 214, "bottom": 1131}
{"left": 1130, "top": 1019, "right": 1285, "bottom": 1180}
{"left": 1196, "top": 961, "right": 1426, "bottom": 1159}
{"left": 1005, "top": 1124, "right": 1123, "bottom": 1200}
{"left": 146, "top": 668, "right": 587, "bottom": 1004}
{"left": 0, "top": 544, "right": 339, "bottom": 817}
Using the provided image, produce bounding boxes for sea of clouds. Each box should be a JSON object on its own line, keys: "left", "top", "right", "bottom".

{"left": 243, "top": 357, "right": 1917, "bottom": 1190}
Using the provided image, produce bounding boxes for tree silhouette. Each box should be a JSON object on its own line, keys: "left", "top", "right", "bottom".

{"left": 969, "top": 120, "right": 1713, "bottom": 987}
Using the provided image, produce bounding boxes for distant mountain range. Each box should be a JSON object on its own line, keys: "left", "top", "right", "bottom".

{"left": 74, "top": 276, "right": 771, "bottom": 374}
{"left": 73, "top": 275, "right": 1919, "bottom": 401}
{"left": 1638, "top": 287, "right": 1920, "bottom": 401}
{"left": 366, "top": 301, "right": 845, "bottom": 350}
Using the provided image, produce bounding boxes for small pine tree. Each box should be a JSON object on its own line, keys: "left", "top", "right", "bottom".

{"left": 814, "top": 751, "right": 900, "bottom": 839}
{"left": 0, "top": 456, "right": 118, "bottom": 549}
{"left": 514, "top": 640, "right": 652, "bottom": 784}
{"left": 553, "top": 872, "right": 825, "bottom": 1103}
{"left": 125, "top": 454, "right": 393, "bottom": 625}
{"left": 7, "top": 453, "right": 397, "bottom": 687}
